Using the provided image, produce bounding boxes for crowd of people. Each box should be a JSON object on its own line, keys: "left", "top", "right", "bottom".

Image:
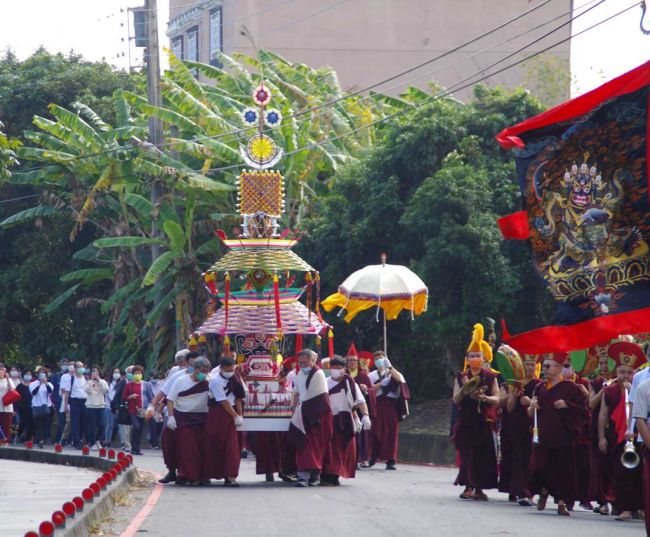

{"left": 152, "top": 348, "right": 409, "bottom": 487}
{"left": 452, "top": 322, "right": 648, "bottom": 532}
{"left": 0, "top": 347, "right": 410, "bottom": 488}
{"left": 0, "top": 360, "right": 164, "bottom": 453}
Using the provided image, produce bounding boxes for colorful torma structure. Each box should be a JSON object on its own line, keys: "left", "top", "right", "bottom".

{"left": 195, "top": 82, "right": 329, "bottom": 431}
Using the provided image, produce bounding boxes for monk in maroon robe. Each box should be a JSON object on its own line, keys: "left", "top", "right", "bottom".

{"left": 598, "top": 342, "right": 643, "bottom": 521}
{"left": 452, "top": 355, "right": 499, "bottom": 500}
{"left": 165, "top": 357, "right": 210, "bottom": 485}
{"left": 588, "top": 349, "right": 614, "bottom": 515}
{"left": 202, "top": 358, "right": 246, "bottom": 487}
{"left": 369, "top": 353, "right": 410, "bottom": 470}
{"left": 322, "top": 357, "right": 371, "bottom": 485}
{"left": 347, "top": 352, "right": 376, "bottom": 466}
{"left": 288, "top": 349, "right": 333, "bottom": 487}
{"left": 528, "top": 353, "right": 589, "bottom": 515}
{"left": 505, "top": 355, "right": 541, "bottom": 505}
{"left": 560, "top": 360, "right": 593, "bottom": 510}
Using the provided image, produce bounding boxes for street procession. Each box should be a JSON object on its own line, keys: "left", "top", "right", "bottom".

{"left": 1, "top": 1, "right": 650, "bottom": 536}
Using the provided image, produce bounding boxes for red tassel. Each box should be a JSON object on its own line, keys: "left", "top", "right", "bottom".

{"left": 501, "top": 318, "right": 511, "bottom": 340}
{"left": 273, "top": 273, "right": 282, "bottom": 337}
{"left": 224, "top": 272, "right": 231, "bottom": 335}
{"left": 328, "top": 329, "right": 334, "bottom": 359}
{"left": 305, "top": 272, "right": 313, "bottom": 320}
{"left": 295, "top": 334, "right": 303, "bottom": 353}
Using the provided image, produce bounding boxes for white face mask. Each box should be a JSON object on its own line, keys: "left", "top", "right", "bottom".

{"left": 221, "top": 371, "right": 235, "bottom": 379}
{"left": 113, "top": 373, "right": 121, "bottom": 381}
{"left": 330, "top": 369, "right": 343, "bottom": 380}
{"left": 301, "top": 367, "right": 311, "bottom": 374}
{"left": 10, "top": 371, "right": 19, "bottom": 379}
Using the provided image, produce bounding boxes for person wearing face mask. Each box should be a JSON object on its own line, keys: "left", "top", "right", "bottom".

{"left": 321, "top": 356, "right": 370, "bottom": 486}
{"left": 0, "top": 363, "right": 18, "bottom": 443}
{"left": 84, "top": 366, "right": 109, "bottom": 451}
{"left": 105, "top": 368, "right": 122, "bottom": 447}
{"left": 588, "top": 346, "right": 615, "bottom": 515}
{"left": 164, "top": 357, "right": 210, "bottom": 485}
{"left": 560, "top": 359, "right": 592, "bottom": 511}
{"left": 112, "top": 365, "right": 134, "bottom": 452}
{"left": 203, "top": 357, "right": 245, "bottom": 487}
{"left": 147, "top": 373, "right": 163, "bottom": 449}
{"left": 451, "top": 324, "right": 500, "bottom": 500}
{"left": 154, "top": 352, "right": 200, "bottom": 484}
{"left": 122, "top": 365, "right": 154, "bottom": 456}
{"left": 29, "top": 367, "right": 54, "bottom": 448}
{"left": 51, "top": 359, "right": 68, "bottom": 445}
{"left": 528, "top": 352, "right": 590, "bottom": 516}
{"left": 598, "top": 342, "right": 644, "bottom": 521}
{"left": 368, "top": 350, "right": 411, "bottom": 471}
{"left": 288, "top": 349, "right": 333, "bottom": 487}
{"left": 346, "top": 349, "right": 376, "bottom": 468}
{"left": 14, "top": 369, "right": 32, "bottom": 443}
{"left": 60, "top": 361, "right": 88, "bottom": 449}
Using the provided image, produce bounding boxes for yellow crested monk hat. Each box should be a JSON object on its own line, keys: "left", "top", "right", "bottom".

{"left": 467, "top": 323, "right": 493, "bottom": 363}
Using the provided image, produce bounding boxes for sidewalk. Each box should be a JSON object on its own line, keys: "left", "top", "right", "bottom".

{"left": 0, "top": 459, "right": 101, "bottom": 537}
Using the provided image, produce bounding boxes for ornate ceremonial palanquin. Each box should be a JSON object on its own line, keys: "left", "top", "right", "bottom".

{"left": 191, "top": 81, "right": 329, "bottom": 430}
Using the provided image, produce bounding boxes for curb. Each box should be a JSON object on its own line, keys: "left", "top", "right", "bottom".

{"left": 0, "top": 446, "right": 138, "bottom": 537}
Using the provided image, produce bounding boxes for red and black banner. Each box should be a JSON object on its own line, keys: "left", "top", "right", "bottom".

{"left": 497, "top": 61, "right": 650, "bottom": 353}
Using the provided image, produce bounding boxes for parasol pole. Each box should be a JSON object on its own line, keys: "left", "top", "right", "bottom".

{"left": 381, "top": 252, "right": 388, "bottom": 356}
{"left": 383, "top": 309, "right": 388, "bottom": 356}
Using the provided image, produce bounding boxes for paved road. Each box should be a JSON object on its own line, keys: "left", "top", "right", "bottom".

{"left": 99, "top": 450, "right": 644, "bottom": 537}
{"left": 2, "top": 459, "right": 101, "bottom": 537}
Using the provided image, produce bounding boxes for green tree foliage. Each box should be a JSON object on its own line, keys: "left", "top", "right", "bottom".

{"left": 2, "top": 50, "right": 411, "bottom": 371}
{"left": 299, "top": 85, "right": 552, "bottom": 399}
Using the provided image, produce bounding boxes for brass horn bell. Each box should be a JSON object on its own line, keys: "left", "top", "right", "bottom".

{"left": 621, "top": 441, "right": 640, "bottom": 469}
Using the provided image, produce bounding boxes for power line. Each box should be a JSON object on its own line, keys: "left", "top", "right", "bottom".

{"left": 11, "top": 0, "right": 557, "bottom": 176}
{"left": 0, "top": 194, "right": 40, "bottom": 205}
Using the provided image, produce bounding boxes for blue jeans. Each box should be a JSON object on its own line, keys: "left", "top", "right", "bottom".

{"left": 85, "top": 407, "right": 104, "bottom": 445}
{"left": 69, "top": 398, "right": 86, "bottom": 447}
{"left": 104, "top": 408, "right": 116, "bottom": 445}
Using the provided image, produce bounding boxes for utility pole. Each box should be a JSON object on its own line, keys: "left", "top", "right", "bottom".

{"left": 145, "top": 0, "right": 166, "bottom": 351}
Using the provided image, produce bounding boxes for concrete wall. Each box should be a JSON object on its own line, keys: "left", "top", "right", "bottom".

{"left": 398, "top": 432, "right": 456, "bottom": 466}
{"left": 168, "top": 0, "right": 572, "bottom": 101}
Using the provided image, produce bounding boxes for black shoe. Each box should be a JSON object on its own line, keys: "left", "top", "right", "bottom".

{"left": 308, "top": 478, "right": 320, "bottom": 487}
{"left": 367, "top": 457, "right": 377, "bottom": 467}
{"left": 385, "top": 462, "right": 397, "bottom": 470}
{"left": 159, "top": 471, "right": 177, "bottom": 484}
{"left": 224, "top": 478, "right": 240, "bottom": 487}
{"left": 279, "top": 472, "right": 297, "bottom": 483}
{"left": 240, "top": 449, "right": 248, "bottom": 459}
{"left": 175, "top": 478, "right": 189, "bottom": 486}
{"left": 265, "top": 473, "right": 275, "bottom": 482}
{"left": 131, "top": 450, "right": 143, "bottom": 455}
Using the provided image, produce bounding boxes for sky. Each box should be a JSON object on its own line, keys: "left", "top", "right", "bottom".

{"left": 0, "top": 0, "right": 648, "bottom": 97}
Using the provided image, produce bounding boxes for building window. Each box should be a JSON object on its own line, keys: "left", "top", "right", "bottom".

{"left": 171, "top": 36, "right": 183, "bottom": 60}
{"left": 209, "top": 8, "right": 223, "bottom": 67}
{"left": 187, "top": 26, "right": 199, "bottom": 62}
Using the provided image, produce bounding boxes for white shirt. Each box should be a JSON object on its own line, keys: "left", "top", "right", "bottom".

{"left": 29, "top": 380, "right": 54, "bottom": 407}
{"left": 286, "top": 369, "right": 297, "bottom": 391}
{"left": 0, "top": 377, "right": 17, "bottom": 412}
{"left": 327, "top": 376, "right": 365, "bottom": 406}
{"left": 106, "top": 380, "right": 119, "bottom": 409}
{"left": 369, "top": 369, "right": 400, "bottom": 399}
{"left": 629, "top": 366, "right": 650, "bottom": 403}
{"left": 60, "top": 373, "right": 87, "bottom": 400}
{"left": 292, "top": 368, "right": 326, "bottom": 402}
{"left": 85, "top": 379, "right": 109, "bottom": 408}
{"left": 209, "top": 374, "right": 237, "bottom": 407}
{"left": 167, "top": 375, "right": 208, "bottom": 413}
{"left": 162, "top": 369, "right": 189, "bottom": 396}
